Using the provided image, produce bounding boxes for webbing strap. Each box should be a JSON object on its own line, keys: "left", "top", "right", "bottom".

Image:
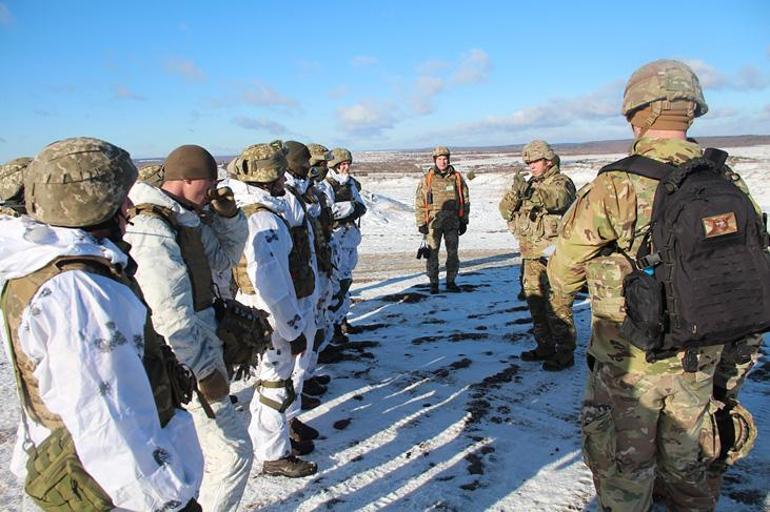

{"left": 255, "top": 378, "right": 296, "bottom": 413}
{"left": 598, "top": 154, "right": 676, "bottom": 181}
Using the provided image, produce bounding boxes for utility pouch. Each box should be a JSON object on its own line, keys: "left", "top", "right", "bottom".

{"left": 161, "top": 344, "right": 195, "bottom": 408}
{"left": 620, "top": 269, "right": 666, "bottom": 352}
{"left": 25, "top": 428, "right": 113, "bottom": 512}
{"left": 215, "top": 298, "right": 273, "bottom": 375}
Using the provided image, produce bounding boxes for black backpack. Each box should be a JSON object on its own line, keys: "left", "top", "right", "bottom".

{"left": 598, "top": 148, "right": 770, "bottom": 365}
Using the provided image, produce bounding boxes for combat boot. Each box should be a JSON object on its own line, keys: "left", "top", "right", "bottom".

{"left": 520, "top": 346, "right": 556, "bottom": 362}
{"left": 303, "top": 378, "right": 327, "bottom": 397}
{"left": 446, "top": 282, "right": 461, "bottom": 293}
{"left": 290, "top": 438, "right": 315, "bottom": 456}
{"left": 331, "top": 324, "right": 348, "bottom": 345}
{"left": 311, "top": 374, "right": 331, "bottom": 386}
{"left": 317, "top": 344, "right": 343, "bottom": 364}
{"left": 341, "top": 318, "right": 363, "bottom": 335}
{"left": 290, "top": 417, "right": 319, "bottom": 441}
{"left": 542, "top": 352, "right": 574, "bottom": 371}
{"left": 301, "top": 393, "right": 321, "bottom": 410}
{"left": 262, "top": 456, "right": 317, "bottom": 478}
{"left": 430, "top": 282, "right": 439, "bottom": 294}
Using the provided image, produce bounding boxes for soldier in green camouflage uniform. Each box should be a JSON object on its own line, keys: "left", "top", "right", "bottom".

{"left": 0, "top": 157, "right": 32, "bottom": 217}
{"left": 415, "top": 146, "right": 470, "bottom": 294}
{"left": 547, "top": 59, "right": 742, "bottom": 511}
{"left": 499, "top": 141, "right": 576, "bottom": 370}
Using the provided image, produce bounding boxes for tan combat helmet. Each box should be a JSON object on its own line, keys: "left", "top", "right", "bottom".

{"left": 522, "top": 140, "right": 556, "bottom": 163}
{"left": 622, "top": 59, "right": 708, "bottom": 130}
{"left": 0, "top": 157, "right": 33, "bottom": 202}
{"left": 25, "top": 137, "right": 137, "bottom": 227}
{"left": 327, "top": 148, "right": 352, "bottom": 169}
{"left": 307, "top": 143, "right": 329, "bottom": 167}
{"left": 138, "top": 164, "right": 164, "bottom": 187}
{"left": 234, "top": 140, "right": 287, "bottom": 183}
{"left": 432, "top": 146, "right": 451, "bottom": 159}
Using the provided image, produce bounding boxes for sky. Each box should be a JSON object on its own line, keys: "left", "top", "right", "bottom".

{"left": 0, "top": 0, "right": 768, "bottom": 161}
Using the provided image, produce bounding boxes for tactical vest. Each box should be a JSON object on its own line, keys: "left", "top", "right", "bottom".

{"left": 421, "top": 167, "right": 467, "bottom": 225}
{"left": 0, "top": 256, "right": 182, "bottom": 511}
{"left": 130, "top": 203, "right": 214, "bottom": 312}
{"left": 327, "top": 176, "right": 361, "bottom": 203}
{"left": 288, "top": 185, "right": 333, "bottom": 276}
{"left": 233, "top": 203, "right": 316, "bottom": 299}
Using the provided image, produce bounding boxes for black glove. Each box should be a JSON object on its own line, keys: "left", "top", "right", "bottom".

{"left": 207, "top": 186, "right": 239, "bottom": 218}
{"left": 418, "top": 224, "right": 429, "bottom": 235}
{"left": 528, "top": 206, "right": 542, "bottom": 222}
{"left": 458, "top": 223, "right": 467, "bottom": 236}
{"left": 180, "top": 499, "right": 203, "bottom": 512}
{"left": 290, "top": 333, "right": 307, "bottom": 355}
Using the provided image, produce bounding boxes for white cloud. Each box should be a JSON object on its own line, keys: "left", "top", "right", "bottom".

{"left": 451, "top": 49, "right": 491, "bottom": 85}
{"left": 684, "top": 59, "right": 728, "bottom": 89}
{"left": 336, "top": 101, "right": 397, "bottom": 136}
{"left": 164, "top": 57, "right": 205, "bottom": 82}
{"left": 241, "top": 82, "right": 298, "bottom": 108}
{"left": 352, "top": 55, "right": 378, "bottom": 67}
{"left": 232, "top": 116, "right": 289, "bottom": 134}
{"left": 411, "top": 75, "right": 445, "bottom": 115}
{"left": 685, "top": 60, "right": 768, "bottom": 91}
{"left": 735, "top": 65, "right": 770, "bottom": 90}
{"left": 0, "top": 3, "right": 12, "bottom": 25}
{"left": 113, "top": 85, "right": 146, "bottom": 101}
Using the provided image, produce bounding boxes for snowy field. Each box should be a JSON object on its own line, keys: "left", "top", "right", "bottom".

{"left": 0, "top": 145, "right": 768, "bottom": 511}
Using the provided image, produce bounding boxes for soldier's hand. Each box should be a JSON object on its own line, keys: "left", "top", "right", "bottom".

{"left": 207, "top": 186, "right": 239, "bottom": 218}
{"left": 513, "top": 170, "right": 528, "bottom": 195}
{"left": 458, "top": 222, "right": 467, "bottom": 236}
{"left": 290, "top": 333, "right": 307, "bottom": 355}
{"left": 198, "top": 369, "right": 230, "bottom": 401}
{"left": 418, "top": 224, "right": 429, "bottom": 235}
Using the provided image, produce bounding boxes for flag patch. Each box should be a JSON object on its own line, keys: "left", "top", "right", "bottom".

{"left": 703, "top": 212, "right": 738, "bottom": 238}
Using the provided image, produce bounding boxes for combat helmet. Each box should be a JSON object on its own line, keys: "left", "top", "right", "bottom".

{"left": 0, "top": 157, "right": 33, "bottom": 202}
{"left": 522, "top": 140, "right": 556, "bottom": 163}
{"left": 25, "top": 137, "right": 137, "bottom": 227}
{"left": 622, "top": 59, "right": 708, "bottom": 126}
{"left": 432, "top": 146, "right": 451, "bottom": 159}
{"left": 307, "top": 143, "right": 329, "bottom": 166}
{"left": 327, "top": 148, "right": 352, "bottom": 168}
{"left": 138, "top": 163, "right": 164, "bottom": 187}
{"left": 284, "top": 140, "right": 312, "bottom": 177}
{"left": 718, "top": 402, "right": 757, "bottom": 466}
{"left": 234, "top": 140, "right": 287, "bottom": 183}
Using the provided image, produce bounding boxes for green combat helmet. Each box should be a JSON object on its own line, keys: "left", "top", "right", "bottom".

{"left": 307, "top": 144, "right": 329, "bottom": 167}
{"left": 138, "top": 164, "right": 164, "bottom": 187}
{"left": 25, "top": 137, "right": 138, "bottom": 227}
{"left": 0, "top": 157, "right": 33, "bottom": 215}
{"left": 432, "top": 146, "right": 451, "bottom": 159}
{"left": 622, "top": 59, "right": 708, "bottom": 120}
{"left": 284, "top": 141, "right": 312, "bottom": 177}
{"left": 234, "top": 140, "right": 287, "bottom": 184}
{"left": 522, "top": 140, "right": 556, "bottom": 163}
{"left": 327, "top": 148, "right": 352, "bottom": 169}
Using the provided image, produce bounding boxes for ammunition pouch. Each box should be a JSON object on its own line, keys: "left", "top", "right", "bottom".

{"left": 289, "top": 225, "right": 316, "bottom": 299}
{"left": 25, "top": 428, "right": 113, "bottom": 512}
{"left": 214, "top": 298, "right": 273, "bottom": 379}
{"left": 255, "top": 379, "right": 296, "bottom": 413}
{"left": 620, "top": 269, "right": 666, "bottom": 357}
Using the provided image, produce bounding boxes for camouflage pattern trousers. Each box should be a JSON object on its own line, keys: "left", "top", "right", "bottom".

{"left": 426, "top": 224, "right": 459, "bottom": 284}
{"left": 582, "top": 357, "right": 720, "bottom": 512}
{"left": 522, "top": 257, "right": 575, "bottom": 354}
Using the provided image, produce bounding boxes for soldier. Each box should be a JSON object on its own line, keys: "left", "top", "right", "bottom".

{"left": 0, "top": 157, "right": 32, "bottom": 217}
{"left": 125, "top": 145, "right": 252, "bottom": 512}
{"left": 138, "top": 163, "right": 164, "bottom": 187}
{"left": 0, "top": 137, "right": 203, "bottom": 511}
{"left": 415, "top": 146, "right": 470, "bottom": 294}
{"left": 499, "top": 141, "right": 576, "bottom": 370}
{"left": 547, "top": 59, "right": 765, "bottom": 511}
{"left": 316, "top": 148, "right": 367, "bottom": 343}
{"left": 229, "top": 141, "right": 318, "bottom": 478}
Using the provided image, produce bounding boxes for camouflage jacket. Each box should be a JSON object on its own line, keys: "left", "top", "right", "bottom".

{"left": 414, "top": 165, "right": 470, "bottom": 230}
{"left": 499, "top": 164, "right": 576, "bottom": 258}
{"left": 547, "top": 137, "right": 761, "bottom": 372}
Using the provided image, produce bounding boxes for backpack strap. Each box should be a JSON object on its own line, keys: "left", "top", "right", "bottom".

{"left": 598, "top": 154, "right": 676, "bottom": 181}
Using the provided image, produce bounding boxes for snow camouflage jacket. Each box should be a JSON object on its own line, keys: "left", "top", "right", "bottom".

{"left": 125, "top": 182, "right": 248, "bottom": 380}
{"left": 415, "top": 165, "right": 470, "bottom": 230}
{"left": 547, "top": 137, "right": 761, "bottom": 372}
{"left": 500, "top": 164, "right": 576, "bottom": 259}
{"left": 0, "top": 217, "right": 203, "bottom": 510}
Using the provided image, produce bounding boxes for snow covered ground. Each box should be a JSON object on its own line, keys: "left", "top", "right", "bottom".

{"left": 0, "top": 145, "right": 768, "bottom": 511}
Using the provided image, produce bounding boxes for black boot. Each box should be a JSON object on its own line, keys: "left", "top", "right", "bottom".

{"left": 542, "top": 352, "right": 574, "bottom": 371}
{"left": 341, "top": 318, "right": 363, "bottom": 335}
{"left": 301, "top": 393, "right": 321, "bottom": 410}
{"left": 430, "top": 282, "right": 439, "bottom": 294}
{"left": 331, "top": 324, "right": 348, "bottom": 346}
{"left": 446, "top": 282, "right": 461, "bottom": 293}
{"left": 311, "top": 374, "right": 331, "bottom": 386}
{"left": 303, "top": 378, "right": 327, "bottom": 397}
{"left": 520, "top": 346, "right": 556, "bottom": 362}
{"left": 262, "top": 456, "right": 317, "bottom": 477}
{"left": 290, "top": 418, "right": 319, "bottom": 441}
{"left": 290, "top": 438, "right": 315, "bottom": 456}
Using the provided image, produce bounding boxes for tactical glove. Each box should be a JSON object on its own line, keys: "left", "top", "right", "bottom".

{"left": 198, "top": 369, "right": 230, "bottom": 401}
{"left": 207, "top": 186, "right": 239, "bottom": 218}
{"left": 513, "top": 170, "right": 528, "bottom": 196}
{"left": 290, "top": 333, "right": 307, "bottom": 355}
{"left": 418, "top": 224, "right": 429, "bottom": 235}
{"left": 458, "top": 223, "right": 467, "bottom": 236}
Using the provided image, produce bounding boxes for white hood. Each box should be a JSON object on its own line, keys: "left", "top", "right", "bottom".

{"left": 128, "top": 182, "right": 200, "bottom": 228}
{"left": 225, "top": 178, "right": 289, "bottom": 217}
{"left": 285, "top": 172, "right": 310, "bottom": 195}
{"left": 328, "top": 169, "right": 350, "bottom": 185}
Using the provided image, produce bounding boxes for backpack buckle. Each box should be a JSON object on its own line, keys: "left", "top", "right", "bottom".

{"left": 637, "top": 252, "right": 661, "bottom": 270}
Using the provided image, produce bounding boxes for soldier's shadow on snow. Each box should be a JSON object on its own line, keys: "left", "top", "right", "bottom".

{"left": 251, "top": 261, "right": 600, "bottom": 511}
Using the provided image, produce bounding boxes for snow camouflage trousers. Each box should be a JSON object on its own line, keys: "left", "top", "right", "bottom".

{"left": 582, "top": 352, "right": 722, "bottom": 512}
{"left": 426, "top": 222, "right": 459, "bottom": 284}
{"left": 522, "top": 257, "right": 575, "bottom": 353}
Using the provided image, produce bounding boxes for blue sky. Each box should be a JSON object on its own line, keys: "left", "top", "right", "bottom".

{"left": 1, "top": 0, "right": 768, "bottom": 160}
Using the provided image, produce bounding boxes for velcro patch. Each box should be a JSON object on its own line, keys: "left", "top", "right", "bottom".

{"left": 445, "top": 185, "right": 455, "bottom": 191}
{"left": 703, "top": 212, "right": 738, "bottom": 238}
